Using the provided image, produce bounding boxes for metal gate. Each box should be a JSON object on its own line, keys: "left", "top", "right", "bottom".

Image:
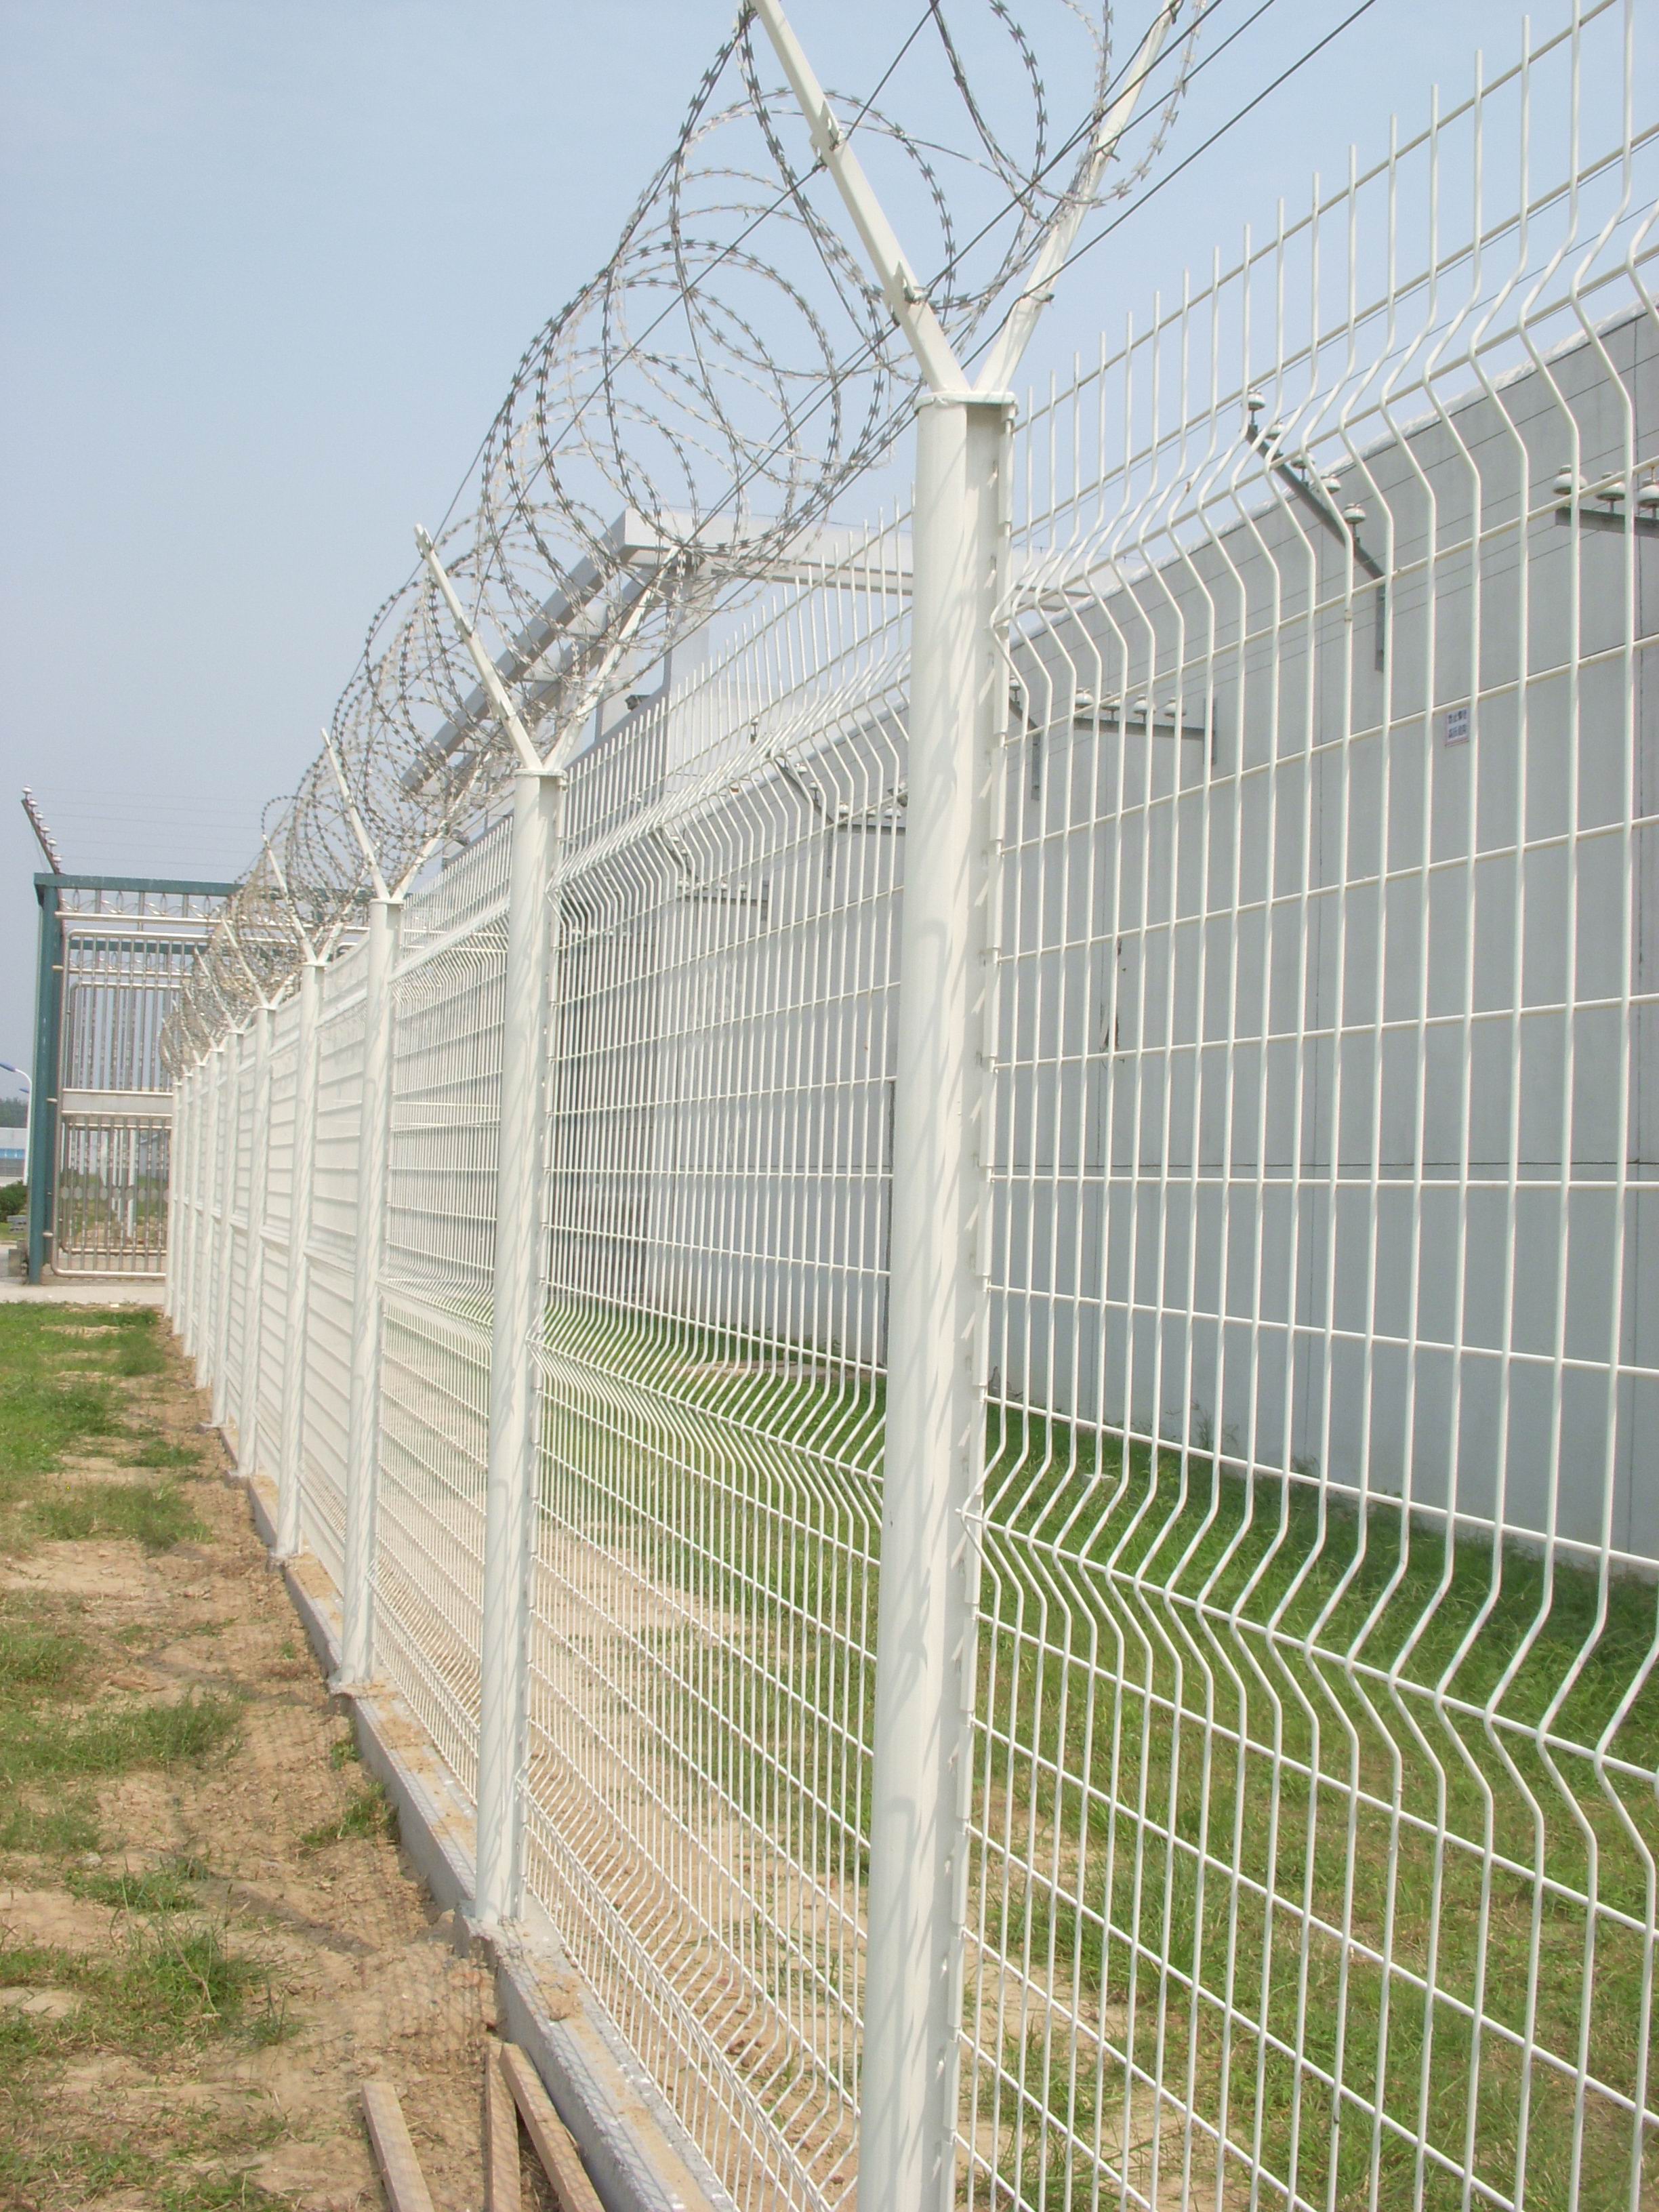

{"left": 28, "top": 877, "right": 235, "bottom": 1278}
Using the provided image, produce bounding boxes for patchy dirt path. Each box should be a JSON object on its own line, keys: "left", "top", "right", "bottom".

{"left": 0, "top": 1303, "right": 495, "bottom": 2210}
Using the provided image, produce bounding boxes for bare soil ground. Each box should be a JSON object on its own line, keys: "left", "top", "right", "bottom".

{"left": 0, "top": 1303, "right": 504, "bottom": 2210}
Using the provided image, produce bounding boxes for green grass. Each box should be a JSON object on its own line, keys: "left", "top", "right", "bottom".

{"left": 0, "top": 1308, "right": 205, "bottom": 1553}
{"left": 0, "top": 1616, "right": 87, "bottom": 1696}
{"left": 0, "top": 1790, "right": 100, "bottom": 1856}
{"left": 0, "top": 1374, "right": 119, "bottom": 1494}
{"left": 0, "top": 1309, "right": 297, "bottom": 2209}
{"left": 110, "top": 1922, "right": 274, "bottom": 2047}
{"left": 0, "top": 1920, "right": 288, "bottom": 2058}
{"left": 0, "top": 1981, "right": 291, "bottom": 2207}
{"left": 0, "top": 1690, "right": 239, "bottom": 1785}
{"left": 127, "top": 1428, "right": 209, "bottom": 1470}
{"left": 0, "top": 1310, "right": 203, "bottom": 1549}
{"left": 159, "top": 2171, "right": 289, "bottom": 2212}
{"left": 0, "top": 2128, "right": 287, "bottom": 2212}
{"left": 518, "top": 1303, "right": 1657, "bottom": 2212}
{"left": 30, "top": 1476, "right": 205, "bottom": 1551}
{"left": 68, "top": 1855, "right": 207, "bottom": 1913}
{"left": 105, "top": 1326, "right": 167, "bottom": 1378}
{"left": 0, "top": 1313, "right": 224, "bottom": 1841}
{"left": 299, "top": 1780, "right": 395, "bottom": 1850}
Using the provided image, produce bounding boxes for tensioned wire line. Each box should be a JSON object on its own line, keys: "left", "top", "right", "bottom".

{"left": 407, "top": 0, "right": 1235, "bottom": 712}
{"left": 417, "top": 0, "right": 1197, "bottom": 604}
{"left": 418, "top": 3, "right": 939, "bottom": 590}
{"left": 553, "top": 0, "right": 1308, "bottom": 563}
{"left": 188, "top": 0, "right": 1315, "bottom": 1027}
{"left": 981, "top": 0, "right": 1384, "bottom": 304}
{"left": 396, "top": 0, "right": 1376, "bottom": 794}
{"left": 319, "top": 0, "right": 1370, "bottom": 825}
{"left": 554, "top": 0, "right": 1386, "bottom": 651}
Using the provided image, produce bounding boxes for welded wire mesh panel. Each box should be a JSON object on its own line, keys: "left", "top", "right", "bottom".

{"left": 257, "top": 1020, "right": 299, "bottom": 1473}
{"left": 205, "top": 1054, "right": 233, "bottom": 1368}
{"left": 523, "top": 528, "right": 909, "bottom": 2211}
{"left": 157, "top": 13, "right": 1658, "bottom": 2210}
{"left": 370, "top": 832, "right": 512, "bottom": 1801}
{"left": 375, "top": 1296, "right": 489, "bottom": 1801}
{"left": 171, "top": 1066, "right": 195, "bottom": 1315}
{"left": 300, "top": 955, "right": 367, "bottom": 1587}
{"left": 385, "top": 825, "right": 510, "bottom": 1309}
{"left": 221, "top": 1038, "right": 256, "bottom": 1451}
{"left": 964, "top": 14, "right": 1658, "bottom": 2208}
{"left": 165, "top": 1069, "right": 193, "bottom": 1318}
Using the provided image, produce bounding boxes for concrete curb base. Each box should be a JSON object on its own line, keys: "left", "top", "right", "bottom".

{"left": 239, "top": 1472, "right": 733, "bottom": 2212}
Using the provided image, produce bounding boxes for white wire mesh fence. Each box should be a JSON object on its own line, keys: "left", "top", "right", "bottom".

{"left": 167, "top": 6, "right": 1656, "bottom": 2207}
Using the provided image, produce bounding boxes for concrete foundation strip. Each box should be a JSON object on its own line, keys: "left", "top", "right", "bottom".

{"left": 361, "top": 2081, "right": 438, "bottom": 2212}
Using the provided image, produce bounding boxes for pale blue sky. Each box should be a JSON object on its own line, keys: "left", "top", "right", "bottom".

{"left": 0, "top": 0, "right": 1542, "bottom": 1076}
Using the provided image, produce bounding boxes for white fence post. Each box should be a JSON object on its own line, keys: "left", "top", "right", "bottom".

{"left": 474, "top": 764, "right": 563, "bottom": 1930}
{"left": 235, "top": 1004, "right": 273, "bottom": 1477}
{"left": 276, "top": 957, "right": 323, "bottom": 1559}
{"left": 860, "top": 389, "right": 1008, "bottom": 2211}
{"left": 339, "top": 898, "right": 400, "bottom": 1688}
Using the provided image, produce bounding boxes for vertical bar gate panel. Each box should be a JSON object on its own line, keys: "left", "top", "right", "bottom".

{"left": 53, "top": 922, "right": 182, "bottom": 1276}
{"left": 49, "top": 889, "right": 233, "bottom": 1277}
{"left": 161, "top": 8, "right": 1656, "bottom": 2211}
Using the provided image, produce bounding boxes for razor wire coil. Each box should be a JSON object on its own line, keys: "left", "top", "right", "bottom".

{"left": 164, "top": 0, "right": 1204, "bottom": 1071}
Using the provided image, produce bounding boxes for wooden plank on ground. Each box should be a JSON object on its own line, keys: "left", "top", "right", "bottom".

{"left": 485, "top": 2041, "right": 523, "bottom": 2212}
{"left": 361, "top": 2080, "right": 438, "bottom": 2212}
{"left": 497, "top": 2041, "right": 605, "bottom": 2212}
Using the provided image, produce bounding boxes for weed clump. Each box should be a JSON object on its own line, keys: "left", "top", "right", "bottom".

{"left": 0, "top": 1618, "right": 86, "bottom": 1696}
{"left": 68, "top": 1856, "right": 206, "bottom": 1913}
{"left": 30, "top": 1477, "right": 204, "bottom": 1551}
{"left": 0, "top": 1790, "right": 99, "bottom": 1856}
{"left": 0, "top": 1919, "right": 288, "bottom": 2059}
{"left": 0, "top": 1691, "right": 239, "bottom": 1786}
{"left": 300, "top": 1780, "right": 396, "bottom": 1850}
